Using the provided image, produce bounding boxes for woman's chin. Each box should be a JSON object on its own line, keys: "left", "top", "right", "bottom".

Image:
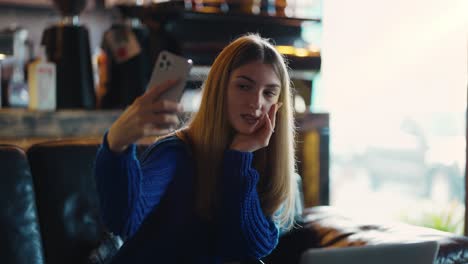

{"left": 234, "top": 124, "right": 257, "bottom": 135}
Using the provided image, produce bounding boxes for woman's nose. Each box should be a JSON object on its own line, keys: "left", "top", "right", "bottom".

{"left": 248, "top": 93, "right": 262, "bottom": 110}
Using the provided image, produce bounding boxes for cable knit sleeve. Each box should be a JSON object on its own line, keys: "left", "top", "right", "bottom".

{"left": 94, "top": 133, "right": 184, "bottom": 239}
{"left": 219, "top": 149, "right": 279, "bottom": 260}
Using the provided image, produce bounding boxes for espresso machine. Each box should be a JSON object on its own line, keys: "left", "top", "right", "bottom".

{"left": 99, "top": 4, "right": 152, "bottom": 109}
{"left": 41, "top": 0, "right": 96, "bottom": 109}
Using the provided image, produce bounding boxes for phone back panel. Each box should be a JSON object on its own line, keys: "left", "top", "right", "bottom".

{"left": 147, "top": 50, "right": 193, "bottom": 102}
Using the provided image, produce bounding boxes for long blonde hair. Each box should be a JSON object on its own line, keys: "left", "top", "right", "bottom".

{"left": 177, "top": 34, "right": 297, "bottom": 230}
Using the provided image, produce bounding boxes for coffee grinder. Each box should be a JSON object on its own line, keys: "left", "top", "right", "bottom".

{"left": 41, "top": 0, "right": 96, "bottom": 109}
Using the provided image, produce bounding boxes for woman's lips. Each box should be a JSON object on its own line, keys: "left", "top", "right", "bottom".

{"left": 241, "top": 114, "right": 260, "bottom": 125}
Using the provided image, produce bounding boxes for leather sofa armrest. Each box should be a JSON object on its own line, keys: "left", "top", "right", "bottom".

{"left": 266, "top": 206, "right": 468, "bottom": 264}
{"left": 0, "top": 144, "right": 45, "bottom": 264}
{"left": 263, "top": 224, "right": 321, "bottom": 264}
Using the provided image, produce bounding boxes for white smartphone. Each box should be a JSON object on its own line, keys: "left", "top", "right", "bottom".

{"left": 147, "top": 50, "right": 193, "bottom": 102}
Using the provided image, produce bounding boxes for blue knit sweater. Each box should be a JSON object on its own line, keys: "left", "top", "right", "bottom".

{"left": 94, "top": 134, "right": 279, "bottom": 263}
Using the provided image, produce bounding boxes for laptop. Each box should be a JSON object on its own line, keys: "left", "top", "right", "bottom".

{"left": 299, "top": 241, "right": 439, "bottom": 264}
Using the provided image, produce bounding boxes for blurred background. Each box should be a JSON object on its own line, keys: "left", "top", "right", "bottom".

{"left": 0, "top": 0, "right": 467, "bottom": 235}
{"left": 315, "top": 0, "right": 468, "bottom": 234}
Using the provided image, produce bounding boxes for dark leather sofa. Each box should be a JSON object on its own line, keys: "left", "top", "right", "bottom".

{"left": 265, "top": 207, "right": 468, "bottom": 264}
{"left": 2, "top": 140, "right": 468, "bottom": 264}
{"left": 0, "top": 144, "right": 45, "bottom": 264}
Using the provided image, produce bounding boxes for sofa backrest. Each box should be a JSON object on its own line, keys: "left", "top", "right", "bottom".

{"left": 0, "top": 144, "right": 45, "bottom": 264}
{"left": 27, "top": 139, "right": 106, "bottom": 264}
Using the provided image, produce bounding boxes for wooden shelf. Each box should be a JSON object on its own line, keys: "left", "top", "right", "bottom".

{"left": 0, "top": 109, "right": 330, "bottom": 205}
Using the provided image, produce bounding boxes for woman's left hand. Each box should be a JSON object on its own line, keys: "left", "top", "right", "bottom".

{"left": 229, "top": 102, "right": 283, "bottom": 152}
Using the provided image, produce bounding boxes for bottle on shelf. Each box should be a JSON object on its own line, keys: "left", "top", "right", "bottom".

{"left": 7, "top": 61, "right": 29, "bottom": 108}
{"left": 27, "top": 46, "right": 56, "bottom": 111}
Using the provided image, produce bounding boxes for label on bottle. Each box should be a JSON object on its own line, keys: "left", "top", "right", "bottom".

{"left": 28, "top": 61, "right": 56, "bottom": 110}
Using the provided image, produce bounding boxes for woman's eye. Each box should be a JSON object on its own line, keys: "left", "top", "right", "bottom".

{"left": 264, "top": 90, "right": 277, "bottom": 97}
{"left": 238, "top": 84, "right": 250, "bottom": 90}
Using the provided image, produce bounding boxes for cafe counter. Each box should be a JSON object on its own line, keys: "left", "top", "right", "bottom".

{"left": 0, "top": 109, "right": 329, "bottom": 207}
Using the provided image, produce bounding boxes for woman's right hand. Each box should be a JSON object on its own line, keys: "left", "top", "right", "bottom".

{"left": 107, "top": 79, "right": 184, "bottom": 153}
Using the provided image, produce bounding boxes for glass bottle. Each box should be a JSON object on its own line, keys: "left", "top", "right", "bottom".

{"left": 7, "top": 61, "right": 29, "bottom": 107}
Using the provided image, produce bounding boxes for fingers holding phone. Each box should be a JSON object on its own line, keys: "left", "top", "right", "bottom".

{"left": 107, "top": 50, "right": 192, "bottom": 153}
{"left": 141, "top": 50, "right": 192, "bottom": 130}
{"left": 143, "top": 79, "right": 179, "bottom": 102}
{"left": 107, "top": 82, "right": 184, "bottom": 153}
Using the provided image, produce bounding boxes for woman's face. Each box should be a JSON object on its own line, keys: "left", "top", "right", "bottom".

{"left": 226, "top": 60, "right": 281, "bottom": 135}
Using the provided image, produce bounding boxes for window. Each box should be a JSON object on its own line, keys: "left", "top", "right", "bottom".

{"left": 310, "top": 0, "right": 468, "bottom": 234}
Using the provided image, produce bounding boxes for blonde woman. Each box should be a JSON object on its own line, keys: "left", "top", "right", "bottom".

{"left": 94, "top": 34, "right": 298, "bottom": 263}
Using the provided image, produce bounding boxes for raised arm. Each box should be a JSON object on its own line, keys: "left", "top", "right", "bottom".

{"left": 94, "top": 134, "right": 186, "bottom": 238}
{"left": 94, "top": 79, "right": 184, "bottom": 238}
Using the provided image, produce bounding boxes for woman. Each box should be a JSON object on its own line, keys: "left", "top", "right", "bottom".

{"left": 94, "top": 34, "right": 298, "bottom": 263}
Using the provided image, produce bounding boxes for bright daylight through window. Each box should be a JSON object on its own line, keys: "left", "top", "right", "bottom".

{"left": 309, "top": 0, "right": 468, "bottom": 234}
